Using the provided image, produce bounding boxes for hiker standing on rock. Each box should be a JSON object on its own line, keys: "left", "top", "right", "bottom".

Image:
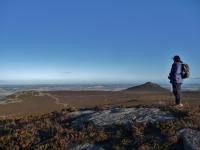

{"left": 168, "top": 55, "right": 190, "bottom": 107}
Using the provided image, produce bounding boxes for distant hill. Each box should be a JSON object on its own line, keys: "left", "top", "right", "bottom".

{"left": 125, "top": 82, "right": 169, "bottom": 93}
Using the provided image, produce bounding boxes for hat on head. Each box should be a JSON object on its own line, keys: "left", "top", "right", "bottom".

{"left": 173, "top": 55, "right": 183, "bottom": 63}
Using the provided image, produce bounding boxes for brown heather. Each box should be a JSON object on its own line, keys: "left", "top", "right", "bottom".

{"left": 0, "top": 104, "right": 199, "bottom": 149}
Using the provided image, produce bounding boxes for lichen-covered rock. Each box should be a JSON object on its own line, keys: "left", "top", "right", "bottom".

{"left": 67, "top": 110, "right": 94, "bottom": 118}
{"left": 72, "top": 107, "right": 174, "bottom": 128}
{"left": 179, "top": 128, "right": 200, "bottom": 150}
{"left": 69, "top": 143, "right": 105, "bottom": 150}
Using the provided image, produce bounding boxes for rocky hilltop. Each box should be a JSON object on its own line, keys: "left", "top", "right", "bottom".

{"left": 0, "top": 105, "right": 200, "bottom": 150}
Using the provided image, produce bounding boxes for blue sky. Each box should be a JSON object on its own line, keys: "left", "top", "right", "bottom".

{"left": 0, "top": 0, "right": 200, "bottom": 84}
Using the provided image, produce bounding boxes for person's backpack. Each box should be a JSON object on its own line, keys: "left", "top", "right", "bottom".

{"left": 181, "top": 63, "right": 190, "bottom": 79}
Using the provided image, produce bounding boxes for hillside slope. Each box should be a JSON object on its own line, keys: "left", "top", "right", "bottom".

{"left": 0, "top": 105, "right": 200, "bottom": 150}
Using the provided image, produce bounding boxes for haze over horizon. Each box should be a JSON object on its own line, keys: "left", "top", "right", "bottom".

{"left": 1, "top": 0, "right": 200, "bottom": 84}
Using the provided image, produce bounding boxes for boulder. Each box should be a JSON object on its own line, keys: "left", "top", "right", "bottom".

{"left": 72, "top": 107, "right": 174, "bottom": 128}
{"left": 179, "top": 128, "right": 200, "bottom": 150}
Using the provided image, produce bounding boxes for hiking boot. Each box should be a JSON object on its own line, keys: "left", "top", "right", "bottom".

{"left": 176, "top": 103, "right": 184, "bottom": 108}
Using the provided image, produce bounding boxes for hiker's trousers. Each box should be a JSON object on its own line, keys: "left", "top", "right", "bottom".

{"left": 172, "top": 83, "right": 182, "bottom": 105}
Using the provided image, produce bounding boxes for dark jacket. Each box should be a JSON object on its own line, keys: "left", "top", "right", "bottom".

{"left": 169, "top": 62, "right": 183, "bottom": 84}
